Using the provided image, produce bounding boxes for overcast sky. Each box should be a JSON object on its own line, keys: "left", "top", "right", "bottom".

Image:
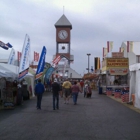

{"left": 0, "top": 0, "right": 140, "bottom": 75}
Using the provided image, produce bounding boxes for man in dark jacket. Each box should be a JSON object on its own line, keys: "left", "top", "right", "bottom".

{"left": 52, "top": 79, "right": 60, "bottom": 110}
{"left": 35, "top": 79, "right": 45, "bottom": 110}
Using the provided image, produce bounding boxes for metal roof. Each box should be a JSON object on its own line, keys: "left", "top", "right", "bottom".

{"left": 55, "top": 14, "right": 72, "bottom": 29}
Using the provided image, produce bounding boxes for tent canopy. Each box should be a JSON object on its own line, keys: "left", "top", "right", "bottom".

{"left": 129, "top": 63, "right": 140, "bottom": 71}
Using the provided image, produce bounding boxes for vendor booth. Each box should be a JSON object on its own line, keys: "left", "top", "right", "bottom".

{"left": 101, "top": 57, "right": 129, "bottom": 100}
{"left": 0, "top": 63, "right": 35, "bottom": 109}
{"left": 129, "top": 63, "right": 140, "bottom": 109}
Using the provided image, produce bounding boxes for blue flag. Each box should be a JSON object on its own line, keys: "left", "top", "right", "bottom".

{"left": 0, "top": 41, "right": 13, "bottom": 50}
{"left": 35, "top": 46, "right": 47, "bottom": 80}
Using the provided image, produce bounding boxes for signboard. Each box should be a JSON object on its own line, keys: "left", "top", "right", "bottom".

{"left": 112, "top": 52, "right": 124, "bottom": 58}
{"left": 109, "top": 68, "right": 128, "bottom": 75}
{"left": 106, "top": 58, "right": 128, "bottom": 68}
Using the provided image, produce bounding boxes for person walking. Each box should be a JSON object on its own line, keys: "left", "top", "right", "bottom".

{"left": 80, "top": 80, "right": 84, "bottom": 93}
{"left": 52, "top": 79, "right": 60, "bottom": 110}
{"left": 35, "top": 79, "right": 45, "bottom": 110}
{"left": 71, "top": 81, "right": 81, "bottom": 105}
{"left": 17, "top": 82, "right": 23, "bottom": 105}
{"left": 62, "top": 79, "right": 72, "bottom": 104}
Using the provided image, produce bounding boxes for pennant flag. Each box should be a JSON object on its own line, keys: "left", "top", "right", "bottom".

{"left": 107, "top": 41, "right": 113, "bottom": 52}
{"left": 18, "top": 34, "right": 30, "bottom": 79}
{"left": 35, "top": 46, "right": 47, "bottom": 80}
{"left": 0, "top": 41, "right": 13, "bottom": 50}
{"left": 7, "top": 48, "right": 15, "bottom": 65}
{"left": 127, "top": 41, "right": 133, "bottom": 52}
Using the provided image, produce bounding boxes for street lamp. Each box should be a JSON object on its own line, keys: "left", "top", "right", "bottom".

{"left": 87, "top": 53, "right": 91, "bottom": 73}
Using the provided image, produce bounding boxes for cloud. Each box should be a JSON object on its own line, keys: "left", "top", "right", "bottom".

{"left": 1, "top": 0, "right": 140, "bottom": 75}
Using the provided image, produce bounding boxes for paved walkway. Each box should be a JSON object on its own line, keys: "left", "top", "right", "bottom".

{"left": 0, "top": 91, "right": 140, "bottom": 140}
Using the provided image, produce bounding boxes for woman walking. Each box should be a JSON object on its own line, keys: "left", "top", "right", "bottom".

{"left": 71, "top": 81, "right": 81, "bottom": 105}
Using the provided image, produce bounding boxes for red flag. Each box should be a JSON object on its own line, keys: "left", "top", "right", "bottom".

{"left": 52, "top": 55, "right": 61, "bottom": 65}
{"left": 17, "top": 51, "right": 22, "bottom": 61}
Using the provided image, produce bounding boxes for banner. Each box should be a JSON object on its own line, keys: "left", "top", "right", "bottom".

{"left": 0, "top": 41, "right": 13, "bottom": 50}
{"left": 34, "top": 51, "right": 39, "bottom": 62}
{"left": 107, "top": 41, "right": 113, "bottom": 52}
{"left": 18, "top": 34, "right": 30, "bottom": 79}
{"left": 35, "top": 46, "right": 47, "bottom": 80}
{"left": 52, "top": 55, "right": 61, "bottom": 67}
{"left": 103, "top": 47, "right": 107, "bottom": 58}
{"left": 45, "top": 67, "right": 55, "bottom": 81}
{"left": 41, "top": 63, "right": 51, "bottom": 83}
{"left": 17, "top": 51, "right": 22, "bottom": 61}
{"left": 106, "top": 58, "right": 128, "bottom": 68}
{"left": 127, "top": 41, "right": 133, "bottom": 52}
{"left": 7, "top": 48, "right": 15, "bottom": 65}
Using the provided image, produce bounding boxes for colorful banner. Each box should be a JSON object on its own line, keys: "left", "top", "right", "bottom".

{"left": 7, "top": 48, "right": 15, "bottom": 65}
{"left": 0, "top": 41, "right": 13, "bottom": 50}
{"left": 35, "top": 46, "right": 47, "bottom": 80}
{"left": 18, "top": 34, "right": 30, "bottom": 79}
{"left": 45, "top": 67, "right": 55, "bottom": 80}
{"left": 40, "top": 63, "right": 51, "bottom": 83}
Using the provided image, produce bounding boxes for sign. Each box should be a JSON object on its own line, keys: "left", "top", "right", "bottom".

{"left": 109, "top": 68, "right": 128, "bottom": 75}
{"left": 106, "top": 58, "right": 128, "bottom": 68}
{"left": 112, "top": 52, "right": 124, "bottom": 58}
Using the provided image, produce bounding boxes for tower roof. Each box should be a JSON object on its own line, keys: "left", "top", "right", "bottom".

{"left": 55, "top": 14, "right": 72, "bottom": 29}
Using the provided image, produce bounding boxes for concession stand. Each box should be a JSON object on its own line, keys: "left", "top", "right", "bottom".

{"left": 101, "top": 53, "right": 129, "bottom": 101}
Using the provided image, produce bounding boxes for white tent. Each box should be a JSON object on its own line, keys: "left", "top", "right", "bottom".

{"left": 129, "top": 63, "right": 140, "bottom": 109}
{"left": 0, "top": 63, "right": 35, "bottom": 96}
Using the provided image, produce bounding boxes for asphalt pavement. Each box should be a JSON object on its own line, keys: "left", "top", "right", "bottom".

{"left": 0, "top": 90, "right": 140, "bottom": 140}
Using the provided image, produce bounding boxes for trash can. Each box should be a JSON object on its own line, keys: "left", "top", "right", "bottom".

{"left": 99, "top": 87, "right": 102, "bottom": 94}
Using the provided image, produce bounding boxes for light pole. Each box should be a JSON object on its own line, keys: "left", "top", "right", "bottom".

{"left": 87, "top": 53, "right": 91, "bottom": 73}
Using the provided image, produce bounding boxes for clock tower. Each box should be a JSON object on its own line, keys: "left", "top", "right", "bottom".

{"left": 53, "top": 14, "right": 82, "bottom": 79}
{"left": 54, "top": 14, "right": 73, "bottom": 63}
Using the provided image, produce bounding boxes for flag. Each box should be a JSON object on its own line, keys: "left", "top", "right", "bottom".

{"left": 35, "top": 46, "right": 47, "bottom": 80}
{"left": 94, "top": 57, "right": 100, "bottom": 70}
{"left": 17, "top": 51, "right": 22, "bottom": 61}
{"left": 34, "top": 51, "right": 39, "bottom": 62}
{"left": 103, "top": 47, "right": 107, "bottom": 57}
{"left": 97, "top": 57, "right": 100, "bottom": 69}
{"left": 6, "top": 43, "right": 13, "bottom": 48}
{"left": 107, "top": 41, "right": 113, "bottom": 52}
{"left": 51, "top": 55, "right": 62, "bottom": 67}
{"left": 120, "top": 47, "right": 124, "bottom": 52}
{"left": 0, "top": 41, "right": 13, "bottom": 50}
{"left": 7, "top": 48, "right": 15, "bottom": 65}
{"left": 127, "top": 41, "right": 133, "bottom": 52}
{"left": 18, "top": 34, "right": 30, "bottom": 79}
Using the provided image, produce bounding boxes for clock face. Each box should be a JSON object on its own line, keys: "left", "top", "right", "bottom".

{"left": 58, "top": 43, "right": 68, "bottom": 53}
{"left": 58, "top": 30, "right": 68, "bottom": 40}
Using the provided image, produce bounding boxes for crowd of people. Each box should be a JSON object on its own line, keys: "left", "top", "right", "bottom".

{"left": 35, "top": 78, "right": 97, "bottom": 110}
